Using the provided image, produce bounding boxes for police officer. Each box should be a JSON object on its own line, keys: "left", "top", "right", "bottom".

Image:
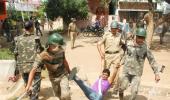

{"left": 68, "top": 18, "right": 78, "bottom": 49}
{"left": 26, "top": 33, "right": 71, "bottom": 100}
{"left": 97, "top": 21, "right": 124, "bottom": 93}
{"left": 119, "top": 28, "right": 161, "bottom": 100}
{"left": 13, "top": 21, "right": 42, "bottom": 100}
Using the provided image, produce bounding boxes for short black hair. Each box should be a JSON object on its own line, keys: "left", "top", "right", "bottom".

{"left": 24, "top": 21, "right": 33, "bottom": 31}
{"left": 102, "top": 69, "right": 110, "bottom": 76}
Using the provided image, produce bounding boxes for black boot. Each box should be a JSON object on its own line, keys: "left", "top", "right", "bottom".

{"left": 119, "top": 92, "right": 124, "bottom": 100}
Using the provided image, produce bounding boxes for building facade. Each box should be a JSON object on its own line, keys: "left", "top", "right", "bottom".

{"left": 87, "top": 0, "right": 159, "bottom": 23}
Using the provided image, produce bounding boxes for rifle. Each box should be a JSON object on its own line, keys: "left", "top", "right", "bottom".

{"left": 17, "top": 78, "right": 42, "bottom": 100}
{"left": 35, "top": 38, "right": 44, "bottom": 53}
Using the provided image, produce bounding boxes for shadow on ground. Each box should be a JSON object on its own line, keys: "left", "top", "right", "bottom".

{"left": 124, "top": 95, "right": 147, "bottom": 100}
{"left": 104, "top": 91, "right": 147, "bottom": 100}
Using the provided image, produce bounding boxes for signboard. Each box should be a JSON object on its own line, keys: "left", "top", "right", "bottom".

{"left": 14, "top": 3, "right": 38, "bottom": 11}
{"left": 119, "top": 1, "right": 156, "bottom": 10}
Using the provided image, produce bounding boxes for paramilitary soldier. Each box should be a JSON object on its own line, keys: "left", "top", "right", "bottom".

{"left": 13, "top": 21, "right": 42, "bottom": 100}
{"left": 26, "top": 33, "right": 72, "bottom": 100}
{"left": 97, "top": 21, "right": 124, "bottom": 93}
{"left": 119, "top": 28, "right": 162, "bottom": 100}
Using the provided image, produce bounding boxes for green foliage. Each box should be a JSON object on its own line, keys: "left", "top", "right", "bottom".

{"left": 45, "top": 0, "right": 88, "bottom": 23}
{"left": 37, "top": 2, "right": 47, "bottom": 18}
{"left": 0, "top": 48, "right": 14, "bottom": 60}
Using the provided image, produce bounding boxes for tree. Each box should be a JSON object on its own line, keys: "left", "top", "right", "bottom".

{"left": 37, "top": 2, "right": 46, "bottom": 19}
{"left": 45, "top": 0, "right": 88, "bottom": 23}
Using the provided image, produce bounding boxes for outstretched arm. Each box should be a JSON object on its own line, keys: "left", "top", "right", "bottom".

{"left": 97, "top": 39, "right": 105, "bottom": 58}
{"left": 97, "top": 38, "right": 105, "bottom": 74}
{"left": 26, "top": 53, "right": 44, "bottom": 91}
{"left": 25, "top": 67, "right": 36, "bottom": 92}
{"left": 146, "top": 48, "right": 160, "bottom": 82}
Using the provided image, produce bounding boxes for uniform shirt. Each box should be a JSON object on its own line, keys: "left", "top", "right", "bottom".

{"left": 14, "top": 34, "right": 41, "bottom": 73}
{"left": 102, "top": 32, "right": 122, "bottom": 53}
{"left": 68, "top": 22, "right": 77, "bottom": 32}
{"left": 33, "top": 49, "right": 67, "bottom": 79}
{"left": 123, "top": 40, "right": 160, "bottom": 76}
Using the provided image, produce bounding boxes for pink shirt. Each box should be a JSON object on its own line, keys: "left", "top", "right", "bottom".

{"left": 91, "top": 79, "right": 110, "bottom": 95}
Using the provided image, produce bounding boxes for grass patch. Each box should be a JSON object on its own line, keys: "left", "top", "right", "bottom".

{"left": 0, "top": 48, "right": 14, "bottom": 60}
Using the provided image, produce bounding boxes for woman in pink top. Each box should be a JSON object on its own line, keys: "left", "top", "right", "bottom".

{"left": 69, "top": 68, "right": 119, "bottom": 100}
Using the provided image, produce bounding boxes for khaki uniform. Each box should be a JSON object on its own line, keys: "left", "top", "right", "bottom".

{"left": 102, "top": 32, "right": 124, "bottom": 69}
{"left": 99, "top": 32, "right": 124, "bottom": 91}
{"left": 33, "top": 49, "right": 70, "bottom": 100}
{"left": 144, "top": 11, "right": 154, "bottom": 48}
{"left": 68, "top": 22, "right": 78, "bottom": 48}
{"left": 119, "top": 40, "right": 161, "bottom": 100}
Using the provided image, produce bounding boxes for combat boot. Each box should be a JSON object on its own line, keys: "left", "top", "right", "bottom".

{"left": 119, "top": 92, "right": 124, "bottom": 100}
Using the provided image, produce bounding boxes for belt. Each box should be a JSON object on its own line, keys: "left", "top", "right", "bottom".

{"left": 105, "top": 51, "right": 119, "bottom": 54}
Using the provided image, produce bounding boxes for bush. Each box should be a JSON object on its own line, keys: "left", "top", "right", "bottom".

{"left": 0, "top": 48, "right": 14, "bottom": 60}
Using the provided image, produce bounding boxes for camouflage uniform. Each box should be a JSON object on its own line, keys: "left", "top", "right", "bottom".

{"left": 68, "top": 20, "right": 78, "bottom": 49}
{"left": 14, "top": 34, "right": 41, "bottom": 100}
{"left": 33, "top": 48, "right": 70, "bottom": 100}
{"left": 119, "top": 40, "right": 160, "bottom": 100}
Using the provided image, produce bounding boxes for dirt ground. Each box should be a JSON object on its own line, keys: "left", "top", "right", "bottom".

{"left": 39, "top": 30, "right": 170, "bottom": 100}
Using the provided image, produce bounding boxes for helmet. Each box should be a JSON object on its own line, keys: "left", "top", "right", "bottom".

{"left": 118, "top": 22, "right": 123, "bottom": 30}
{"left": 136, "top": 28, "right": 146, "bottom": 37}
{"left": 110, "top": 21, "right": 118, "bottom": 28}
{"left": 47, "top": 33, "right": 65, "bottom": 46}
{"left": 24, "top": 21, "right": 33, "bottom": 30}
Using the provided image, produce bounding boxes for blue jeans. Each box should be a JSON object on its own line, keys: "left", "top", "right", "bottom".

{"left": 73, "top": 75, "right": 102, "bottom": 100}
{"left": 22, "top": 72, "right": 41, "bottom": 100}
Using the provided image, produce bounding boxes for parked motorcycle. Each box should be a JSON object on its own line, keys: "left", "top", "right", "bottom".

{"left": 82, "top": 25, "right": 104, "bottom": 37}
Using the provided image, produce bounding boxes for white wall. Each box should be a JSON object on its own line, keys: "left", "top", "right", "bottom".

{"left": 0, "top": 60, "right": 15, "bottom": 81}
